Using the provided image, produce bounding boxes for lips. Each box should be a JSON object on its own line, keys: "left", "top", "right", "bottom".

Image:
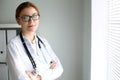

{"left": 28, "top": 25, "right": 34, "bottom": 27}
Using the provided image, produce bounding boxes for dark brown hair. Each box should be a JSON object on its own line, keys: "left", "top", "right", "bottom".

{"left": 15, "top": 1, "right": 40, "bottom": 19}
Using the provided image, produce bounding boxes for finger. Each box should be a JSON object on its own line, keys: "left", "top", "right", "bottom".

{"left": 50, "top": 62, "right": 57, "bottom": 69}
{"left": 37, "top": 75, "right": 42, "bottom": 80}
{"left": 26, "top": 71, "right": 33, "bottom": 80}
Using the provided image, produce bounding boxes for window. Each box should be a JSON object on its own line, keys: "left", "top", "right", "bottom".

{"left": 107, "top": 0, "right": 120, "bottom": 80}
{"left": 91, "top": 0, "right": 108, "bottom": 80}
{"left": 91, "top": 0, "right": 120, "bottom": 80}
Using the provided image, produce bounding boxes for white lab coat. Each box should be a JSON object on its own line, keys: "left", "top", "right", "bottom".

{"left": 6, "top": 34, "right": 63, "bottom": 80}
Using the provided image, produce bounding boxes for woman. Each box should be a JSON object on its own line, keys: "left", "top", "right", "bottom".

{"left": 7, "top": 1, "right": 63, "bottom": 80}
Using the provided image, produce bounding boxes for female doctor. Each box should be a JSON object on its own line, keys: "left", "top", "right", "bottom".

{"left": 7, "top": 1, "right": 63, "bottom": 80}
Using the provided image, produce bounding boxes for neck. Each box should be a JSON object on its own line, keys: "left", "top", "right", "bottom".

{"left": 22, "top": 31, "right": 35, "bottom": 43}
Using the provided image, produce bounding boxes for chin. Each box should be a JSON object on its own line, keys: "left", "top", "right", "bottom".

{"left": 29, "top": 28, "right": 37, "bottom": 32}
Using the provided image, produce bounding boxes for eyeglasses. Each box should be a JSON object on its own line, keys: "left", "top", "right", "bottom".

{"left": 19, "top": 14, "right": 40, "bottom": 22}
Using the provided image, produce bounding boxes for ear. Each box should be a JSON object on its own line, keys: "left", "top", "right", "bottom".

{"left": 16, "top": 18, "right": 21, "bottom": 25}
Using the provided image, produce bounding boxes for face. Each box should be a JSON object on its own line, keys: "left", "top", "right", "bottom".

{"left": 17, "top": 7, "right": 39, "bottom": 33}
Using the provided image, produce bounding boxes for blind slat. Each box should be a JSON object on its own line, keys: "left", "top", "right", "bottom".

{"left": 108, "top": 0, "right": 120, "bottom": 79}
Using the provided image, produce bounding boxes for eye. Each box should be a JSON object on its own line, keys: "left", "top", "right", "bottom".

{"left": 32, "top": 15, "right": 38, "bottom": 19}
{"left": 32, "top": 14, "right": 39, "bottom": 20}
{"left": 22, "top": 16, "right": 29, "bottom": 20}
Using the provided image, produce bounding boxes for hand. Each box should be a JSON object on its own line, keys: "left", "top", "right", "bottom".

{"left": 49, "top": 61, "right": 57, "bottom": 69}
{"left": 26, "top": 71, "right": 42, "bottom": 80}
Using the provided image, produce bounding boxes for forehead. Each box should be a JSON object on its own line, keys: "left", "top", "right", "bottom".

{"left": 20, "top": 7, "right": 38, "bottom": 16}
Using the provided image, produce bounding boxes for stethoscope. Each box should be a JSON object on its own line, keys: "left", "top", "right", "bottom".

{"left": 19, "top": 32, "right": 52, "bottom": 74}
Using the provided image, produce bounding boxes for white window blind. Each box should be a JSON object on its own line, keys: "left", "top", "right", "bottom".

{"left": 107, "top": 0, "right": 120, "bottom": 80}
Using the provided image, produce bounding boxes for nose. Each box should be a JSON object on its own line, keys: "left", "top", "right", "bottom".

{"left": 28, "top": 18, "right": 34, "bottom": 22}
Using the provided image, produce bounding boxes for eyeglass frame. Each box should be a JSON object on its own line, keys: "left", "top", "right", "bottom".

{"left": 18, "top": 13, "right": 40, "bottom": 22}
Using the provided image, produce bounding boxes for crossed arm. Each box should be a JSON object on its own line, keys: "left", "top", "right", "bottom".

{"left": 26, "top": 61, "right": 57, "bottom": 80}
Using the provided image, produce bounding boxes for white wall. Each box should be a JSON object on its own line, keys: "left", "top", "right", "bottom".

{"left": 0, "top": 0, "right": 91, "bottom": 80}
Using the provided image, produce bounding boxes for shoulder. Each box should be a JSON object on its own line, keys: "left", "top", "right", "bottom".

{"left": 37, "top": 35, "right": 54, "bottom": 49}
{"left": 37, "top": 35, "right": 52, "bottom": 47}
{"left": 37, "top": 35, "right": 48, "bottom": 43}
{"left": 8, "top": 35, "right": 21, "bottom": 46}
{"left": 9, "top": 35, "right": 20, "bottom": 43}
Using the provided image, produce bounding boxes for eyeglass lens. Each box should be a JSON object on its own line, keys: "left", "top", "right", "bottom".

{"left": 21, "top": 14, "right": 40, "bottom": 22}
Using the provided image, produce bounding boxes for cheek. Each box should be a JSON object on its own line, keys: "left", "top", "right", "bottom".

{"left": 18, "top": 19, "right": 24, "bottom": 25}
{"left": 36, "top": 20, "right": 39, "bottom": 26}
{"left": 20, "top": 23, "right": 28, "bottom": 29}
{"left": 19, "top": 20, "right": 27, "bottom": 26}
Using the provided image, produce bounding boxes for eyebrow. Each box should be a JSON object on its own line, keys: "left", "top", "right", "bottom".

{"left": 21, "top": 13, "right": 38, "bottom": 17}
